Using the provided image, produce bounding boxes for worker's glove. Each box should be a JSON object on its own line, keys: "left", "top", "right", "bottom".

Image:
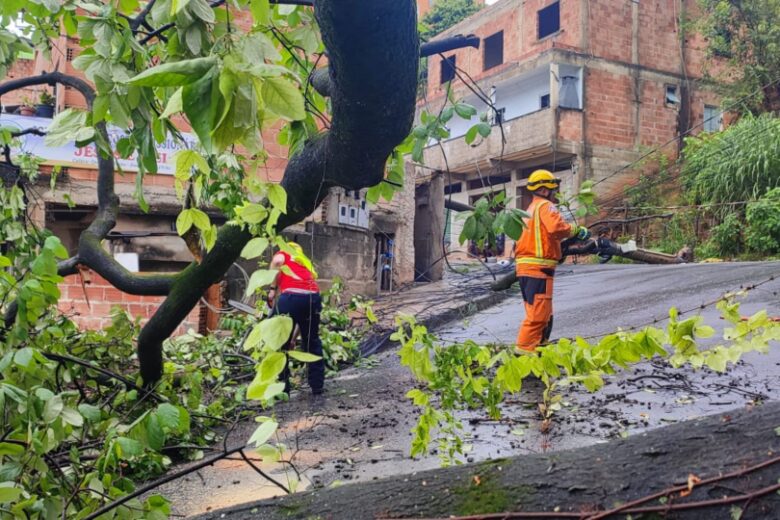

{"left": 575, "top": 225, "right": 591, "bottom": 241}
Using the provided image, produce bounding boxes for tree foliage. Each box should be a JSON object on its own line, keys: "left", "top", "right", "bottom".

{"left": 419, "top": 0, "right": 481, "bottom": 40}
{"left": 0, "top": 0, "right": 420, "bottom": 383}
{"left": 697, "top": 0, "right": 780, "bottom": 113}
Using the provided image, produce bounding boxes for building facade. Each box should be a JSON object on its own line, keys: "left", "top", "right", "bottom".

{"left": 414, "top": 0, "right": 725, "bottom": 263}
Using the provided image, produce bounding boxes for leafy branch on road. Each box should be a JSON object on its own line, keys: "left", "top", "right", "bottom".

{"left": 397, "top": 288, "right": 780, "bottom": 464}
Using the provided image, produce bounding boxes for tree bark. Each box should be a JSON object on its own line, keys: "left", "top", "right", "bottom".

{"left": 195, "top": 402, "right": 780, "bottom": 519}
{"left": 136, "top": 0, "right": 419, "bottom": 383}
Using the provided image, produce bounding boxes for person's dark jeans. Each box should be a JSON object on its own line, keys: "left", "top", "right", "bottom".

{"left": 274, "top": 292, "right": 324, "bottom": 393}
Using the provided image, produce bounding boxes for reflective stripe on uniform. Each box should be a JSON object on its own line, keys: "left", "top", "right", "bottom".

{"left": 533, "top": 200, "right": 549, "bottom": 258}
{"left": 515, "top": 257, "right": 559, "bottom": 266}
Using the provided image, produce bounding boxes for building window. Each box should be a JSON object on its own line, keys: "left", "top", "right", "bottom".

{"left": 703, "top": 105, "right": 723, "bottom": 132}
{"left": 467, "top": 175, "right": 511, "bottom": 191}
{"left": 483, "top": 31, "right": 504, "bottom": 71}
{"left": 445, "top": 182, "right": 462, "bottom": 195}
{"left": 540, "top": 93, "right": 551, "bottom": 109}
{"left": 440, "top": 55, "right": 456, "bottom": 84}
{"left": 538, "top": 2, "right": 560, "bottom": 40}
{"left": 665, "top": 85, "right": 680, "bottom": 106}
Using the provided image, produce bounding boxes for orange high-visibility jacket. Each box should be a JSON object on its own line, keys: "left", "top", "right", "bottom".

{"left": 515, "top": 196, "right": 577, "bottom": 275}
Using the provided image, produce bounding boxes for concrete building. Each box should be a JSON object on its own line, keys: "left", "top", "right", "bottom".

{"left": 1, "top": 13, "right": 415, "bottom": 332}
{"left": 413, "top": 0, "right": 725, "bottom": 268}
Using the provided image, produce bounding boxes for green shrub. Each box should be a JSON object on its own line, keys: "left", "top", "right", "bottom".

{"left": 704, "top": 212, "right": 743, "bottom": 258}
{"left": 745, "top": 188, "right": 780, "bottom": 255}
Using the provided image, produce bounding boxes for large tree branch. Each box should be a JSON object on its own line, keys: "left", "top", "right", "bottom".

{"left": 136, "top": 0, "right": 419, "bottom": 383}
{"left": 311, "top": 34, "right": 481, "bottom": 98}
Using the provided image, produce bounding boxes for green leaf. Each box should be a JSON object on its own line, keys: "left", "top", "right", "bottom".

{"left": 129, "top": 57, "right": 217, "bottom": 87}
{"left": 261, "top": 77, "right": 305, "bottom": 121}
{"left": 503, "top": 210, "right": 525, "bottom": 240}
{"left": 109, "top": 95, "right": 131, "bottom": 129}
{"left": 465, "top": 124, "right": 479, "bottom": 145}
{"left": 244, "top": 316, "right": 293, "bottom": 352}
{"left": 0, "top": 483, "right": 23, "bottom": 504}
{"left": 240, "top": 237, "right": 270, "bottom": 259}
{"left": 190, "top": 208, "right": 210, "bottom": 231}
{"left": 454, "top": 103, "right": 477, "bottom": 119}
{"left": 61, "top": 407, "right": 84, "bottom": 427}
{"left": 248, "top": 419, "right": 278, "bottom": 447}
{"left": 267, "top": 184, "right": 287, "bottom": 213}
{"left": 171, "top": 0, "right": 192, "bottom": 15}
{"left": 182, "top": 67, "right": 218, "bottom": 152}
{"left": 13, "top": 348, "right": 33, "bottom": 368}
{"left": 43, "top": 395, "right": 64, "bottom": 423}
{"left": 78, "top": 403, "right": 102, "bottom": 423}
{"left": 695, "top": 325, "right": 716, "bottom": 338}
{"left": 262, "top": 382, "right": 286, "bottom": 401}
{"left": 145, "top": 414, "right": 164, "bottom": 452}
{"left": 160, "top": 87, "right": 183, "bottom": 119}
{"left": 235, "top": 202, "right": 267, "bottom": 224}
{"left": 44, "top": 109, "right": 93, "bottom": 147}
{"left": 174, "top": 149, "right": 209, "bottom": 179}
{"left": 188, "top": 0, "right": 216, "bottom": 23}
{"left": 115, "top": 437, "right": 144, "bottom": 459}
{"left": 256, "top": 443, "right": 279, "bottom": 461}
{"left": 259, "top": 352, "right": 286, "bottom": 382}
{"left": 287, "top": 351, "right": 321, "bottom": 363}
{"left": 0, "top": 443, "right": 24, "bottom": 457}
{"left": 582, "top": 373, "right": 604, "bottom": 392}
{"left": 176, "top": 209, "right": 194, "bottom": 236}
{"left": 250, "top": 0, "right": 270, "bottom": 24}
{"left": 405, "top": 388, "right": 429, "bottom": 406}
{"left": 412, "top": 138, "right": 424, "bottom": 163}
{"left": 156, "top": 403, "right": 181, "bottom": 431}
{"left": 246, "top": 269, "right": 278, "bottom": 296}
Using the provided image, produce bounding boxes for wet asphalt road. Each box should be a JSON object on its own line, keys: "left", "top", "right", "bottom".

{"left": 165, "top": 261, "right": 780, "bottom": 517}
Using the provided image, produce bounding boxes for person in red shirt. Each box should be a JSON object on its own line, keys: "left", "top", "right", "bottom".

{"left": 268, "top": 242, "right": 324, "bottom": 395}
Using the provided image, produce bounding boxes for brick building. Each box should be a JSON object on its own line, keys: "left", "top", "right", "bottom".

{"left": 413, "top": 0, "right": 725, "bottom": 265}
{"left": 1, "top": 7, "right": 420, "bottom": 332}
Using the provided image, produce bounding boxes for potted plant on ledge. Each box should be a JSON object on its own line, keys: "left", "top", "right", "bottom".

{"left": 18, "top": 95, "right": 36, "bottom": 116}
{"left": 35, "top": 91, "right": 55, "bottom": 118}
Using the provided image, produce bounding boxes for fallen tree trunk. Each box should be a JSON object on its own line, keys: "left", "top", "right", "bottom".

{"left": 195, "top": 402, "right": 780, "bottom": 519}
{"left": 490, "top": 242, "right": 693, "bottom": 291}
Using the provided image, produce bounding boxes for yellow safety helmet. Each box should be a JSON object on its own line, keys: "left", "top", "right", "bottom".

{"left": 526, "top": 169, "right": 561, "bottom": 191}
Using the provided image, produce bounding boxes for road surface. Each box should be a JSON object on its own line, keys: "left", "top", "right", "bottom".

{"left": 162, "top": 261, "right": 780, "bottom": 517}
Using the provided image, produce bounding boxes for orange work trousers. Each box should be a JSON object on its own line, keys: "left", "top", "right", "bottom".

{"left": 516, "top": 273, "right": 555, "bottom": 351}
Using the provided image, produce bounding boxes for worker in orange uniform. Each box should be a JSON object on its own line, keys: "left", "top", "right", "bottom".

{"left": 515, "top": 170, "right": 590, "bottom": 351}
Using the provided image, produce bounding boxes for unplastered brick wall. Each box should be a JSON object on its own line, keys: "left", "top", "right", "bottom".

{"left": 2, "top": 58, "right": 37, "bottom": 106}
{"left": 57, "top": 270, "right": 201, "bottom": 333}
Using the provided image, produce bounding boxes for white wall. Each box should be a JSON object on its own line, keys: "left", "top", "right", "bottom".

{"left": 444, "top": 66, "right": 551, "bottom": 140}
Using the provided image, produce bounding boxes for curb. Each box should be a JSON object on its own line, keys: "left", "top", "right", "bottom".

{"left": 359, "top": 287, "right": 518, "bottom": 357}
